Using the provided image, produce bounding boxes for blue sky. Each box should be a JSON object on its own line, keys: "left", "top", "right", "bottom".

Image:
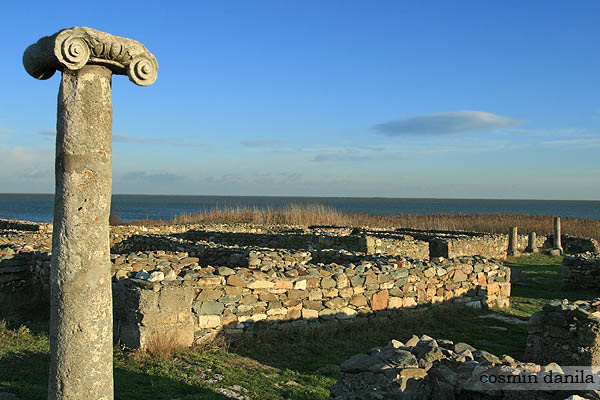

{"left": 1, "top": 1, "right": 599, "bottom": 199}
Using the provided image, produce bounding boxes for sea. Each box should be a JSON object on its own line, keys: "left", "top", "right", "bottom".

{"left": 0, "top": 193, "right": 599, "bottom": 222}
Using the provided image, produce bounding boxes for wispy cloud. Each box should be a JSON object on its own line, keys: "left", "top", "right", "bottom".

{"left": 37, "top": 129, "right": 55, "bottom": 137}
{"left": 506, "top": 127, "right": 588, "bottom": 137}
{"left": 32, "top": 129, "right": 56, "bottom": 142}
{"left": 374, "top": 111, "right": 522, "bottom": 137}
{"left": 542, "top": 138, "right": 600, "bottom": 147}
{"left": 34, "top": 130, "right": 210, "bottom": 150}
{"left": 117, "top": 133, "right": 211, "bottom": 150}
{"left": 120, "top": 171, "right": 186, "bottom": 183}
{"left": 114, "top": 134, "right": 168, "bottom": 145}
{"left": 19, "top": 169, "right": 52, "bottom": 180}
{"left": 312, "top": 153, "right": 381, "bottom": 163}
{"left": 241, "top": 139, "right": 287, "bottom": 148}
{"left": 0, "top": 126, "right": 17, "bottom": 136}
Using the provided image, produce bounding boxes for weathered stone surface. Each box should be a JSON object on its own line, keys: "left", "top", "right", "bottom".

{"left": 197, "top": 289, "right": 223, "bottom": 301}
{"left": 23, "top": 26, "right": 158, "bottom": 86}
{"left": 38, "top": 62, "right": 117, "bottom": 400}
{"left": 248, "top": 280, "right": 275, "bottom": 289}
{"left": 198, "top": 315, "right": 221, "bottom": 328}
{"left": 340, "top": 354, "right": 379, "bottom": 372}
{"left": 371, "top": 290, "right": 389, "bottom": 311}
{"left": 227, "top": 275, "right": 247, "bottom": 287}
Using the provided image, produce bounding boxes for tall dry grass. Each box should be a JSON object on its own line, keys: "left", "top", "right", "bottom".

{"left": 118, "top": 204, "right": 600, "bottom": 241}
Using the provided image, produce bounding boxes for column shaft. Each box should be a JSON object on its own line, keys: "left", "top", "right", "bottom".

{"left": 49, "top": 65, "right": 114, "bottom": 400}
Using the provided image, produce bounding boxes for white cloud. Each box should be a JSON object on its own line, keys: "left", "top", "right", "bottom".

{"left": 541, "top": 138, "right": 600, "bottom": 147}
{"left": 241, "top": 140, "right": 287, "bottom": 148}
{"left": 119, "top": 171, "right": 186, "bottom": 183}
{"left": 374, "top": 111, "right": 522, "bottom": 136}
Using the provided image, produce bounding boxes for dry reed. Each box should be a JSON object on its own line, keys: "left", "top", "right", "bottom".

{"left": 115, "top": 203, "right": 600, "bottom": 242}
{"left": 144, "top": 329, "right": 187, "bottom": 360}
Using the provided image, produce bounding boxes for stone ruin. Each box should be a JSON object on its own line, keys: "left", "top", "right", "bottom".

{"left": 525, "top": 299, "right": 600, "bottom": 367}
{"left": 1, "top": 219, "right": 514, "bottom": 347}
{"left": 328, "top": 296, "right": 600, "bottom": 399}
{"left": 4, "top": 219, "right": 600, "bottom": 398}
{"left": 2, "top": 218, "right": 600, "bottom": 352}
{"left": 564, "top": 253, "right": 600, "bottom": 290}
{"left": 329, "top": 333, "right": 600, "bottom": 400}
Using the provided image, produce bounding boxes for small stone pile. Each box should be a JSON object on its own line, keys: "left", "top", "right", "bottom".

{"left": 330, "top": 334, "right": 531, "bottom": 399}
{"left": 564, "top": 253, "right": 600, "bottom": 289}
{"left": 330, "top": 335, "right": 600, "bottom": 400}
{"left": 112, "top": 250, "right": 200, "bottom": 281}
{"left": 525, "top": 299, "right": 600, "bottom": 366}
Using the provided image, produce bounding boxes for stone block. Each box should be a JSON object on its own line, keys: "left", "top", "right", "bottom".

{"left": 371, "top": 290, "right": 389, "bottom": 311}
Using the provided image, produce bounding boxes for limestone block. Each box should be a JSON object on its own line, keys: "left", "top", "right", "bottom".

{"left": 371, "top": 290, "right": 389, "bottom": 311}
{"left": 248, "top": 280, "right": 275, "bottom": 289}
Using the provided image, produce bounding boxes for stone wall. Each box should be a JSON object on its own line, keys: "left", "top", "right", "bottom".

{"left": 0, "top": 218, "right": 52, "bottom": 232}
{"left": 172, "top": 229, "right": 430, "bottom": 259}
{"left": 0, "top": 243, "right": 50, "bottom": 290}
{"left": 525, "top": 299, "right": 600, "bottom": 366}
{"left": 564, "top": 253, "right": 600, "bottom": 289}
{"left": 110, "top": 254, "right": 510, "bottom": 348}
{"left": 552, "top": 235, "right": 600, "bottom": 255}
{"left": 395, "top": 228, "right": 549, "bottom": 259}
{"left": 429, "top": 236, "right": 508, "bottom": 260}
{"left": 112, "top": 234, "right": 315, "bottom": 269}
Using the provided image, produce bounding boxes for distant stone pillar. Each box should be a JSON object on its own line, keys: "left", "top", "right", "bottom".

{"left": 508, "top": 226, "right": 519, "bottom": 256}
{"left": 23, "top": 27, "right": 157, "bottom": 400}
{"left": 553, "top": 217, "right": 563, "bottom": 255}
{"left": 526, "top": 232, "right": 538, "bottom": 253}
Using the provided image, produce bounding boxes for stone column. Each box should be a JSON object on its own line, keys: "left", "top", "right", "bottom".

{"left": 23, "top": 27, "right": 157, "bottom": 400}
{"left": 526, "top": 232, "right": 538, "bottom": 253}
{"left": 553, "top": 217, "right": 563, "bottom": 255}
{"left": 508, "top": 226, "right": 519, "bottom": 256}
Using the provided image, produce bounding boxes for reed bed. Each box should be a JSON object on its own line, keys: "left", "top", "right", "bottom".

{"left": 115, "top": 204, "right": 600, "bottom": 241}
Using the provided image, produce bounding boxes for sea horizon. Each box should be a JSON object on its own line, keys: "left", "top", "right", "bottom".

{"left": 1, "top": 193, "right": 599, "bottom": 222}
{"left": 2, "top": 192, "right": 600, "bottom": 202}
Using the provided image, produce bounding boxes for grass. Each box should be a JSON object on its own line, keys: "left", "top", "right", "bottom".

{"left": 111, "top": 204, "right": 600, "bottom": 242}
{"left": 504, "top": 253, "right": 597, "bottom": 318}
{"left": 0, "top": 254, "right": 593, "bottom": 399}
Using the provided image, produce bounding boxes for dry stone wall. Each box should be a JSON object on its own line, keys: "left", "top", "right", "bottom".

{"left": 110, "top": 253, "right": 510, "bottom": 348}
{"left": 173, "top": 229, "right": 430, "bottom": 259}
{"left": 564, "top": 253, "right": 600, "bottom": 289}
{"left": 0, "top": 218, "right": 52, "bottom": 232}
{"left": 0, "top": 229, "right": 51, "bottom": 289}
{"left": 525, "top": 299, "right": 600, "bottom": 366}
{"left": 555, "top": 236, "right": 600, "bottom": 255}
{"left": 394, "top": 228, "right": 548, "bottom": 259}
{"left": 14, "top": 222, "right": 511, "bottom": 349}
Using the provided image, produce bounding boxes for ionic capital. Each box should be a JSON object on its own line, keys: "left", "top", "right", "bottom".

{"left": 23, "top": 27, "right": 158, "bottom": 86}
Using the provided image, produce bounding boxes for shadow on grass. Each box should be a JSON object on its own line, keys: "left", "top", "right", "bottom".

{"left": 228, "top": 302, "right": 528, "bottom": 376}
{"left": 0, "top": 349, "right": 48, "bottom": 399}
{"left": 0, "top": 285, "right": 50, "bottom": 335}
{"left": 0, "top": 350, "right": 230, "bottom": 400}
{"left": 506, "top": 254, "right": 596, "bottom": 301}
